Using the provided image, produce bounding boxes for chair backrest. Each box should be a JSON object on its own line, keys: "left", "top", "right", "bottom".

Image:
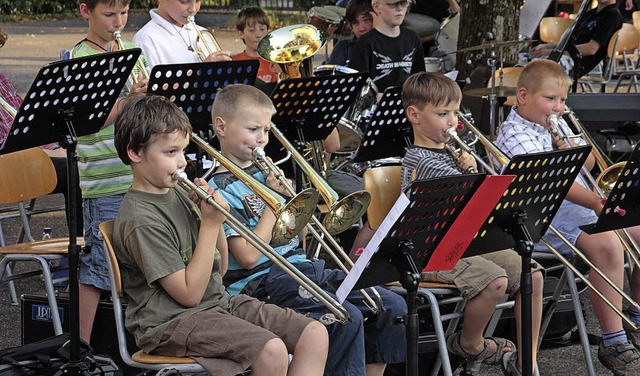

{"left": 363, "top": 166, "right": 401, "bottom": 230}
{"left": 615, "top": 23, "right": 640, "bottom": 54}
{"left": 99, "top": 220, "right": 122, "bottom": 296}
{"left": 633, "top": 11, "right": 640, "bottom": 36}
{"left": 539, "top": 17, "right": 574, "bottom": 44}
{"left": 487, "top": 66, "right": 523, "bottom": 107}
{"left": 0, "top": 147, "right": 57, "bottom": 204}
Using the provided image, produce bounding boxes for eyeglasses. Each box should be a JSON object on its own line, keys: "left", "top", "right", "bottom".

{"left": 380, "top": 0, "right": 412, "bottom": 10}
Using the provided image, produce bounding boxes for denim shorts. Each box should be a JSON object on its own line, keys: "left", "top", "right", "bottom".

{"left": 80, "top": 194, "right": 125, "bottom": 290}
{"left": 533, "top": 199, "right": 598, "bottom": 255}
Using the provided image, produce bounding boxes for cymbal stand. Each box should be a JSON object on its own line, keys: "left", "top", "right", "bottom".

{"left": 487, "top": 48, "right": 498, "bottom": 140}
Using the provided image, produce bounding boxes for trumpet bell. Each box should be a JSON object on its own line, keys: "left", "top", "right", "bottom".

{"left": 323, "top": 191, "right": 371, "bottom": 235}
{"left": 257, "top": 24, "right": 326, "bottom": 64}
{"left": 274, "top": 188, "right": 320, "bottom": 245}
{"left": 596, "top": 161, "right": 626, "bottom": 197}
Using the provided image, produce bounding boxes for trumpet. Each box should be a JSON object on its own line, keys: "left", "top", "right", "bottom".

{"left": 190, "top": 133, "right": 319, "bottom": 246}
{"left": 269, "top": 124, "right": 371, "bottom": 235}
{"left": 252, "top": 147, "right": 384, "bottom": 313}
{"left": 453, "top": 113, "right": 640, "bottom": 328}
{"left": 113, "top": 31, "right": 149, "bottom": 84}
{"left": 173, "top": 169, "right": 350, "bottom": 323}
{"left": 187, "top": 16, "right": 223, "bottom": 62}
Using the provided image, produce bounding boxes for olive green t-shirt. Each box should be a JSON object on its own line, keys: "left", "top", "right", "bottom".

{"left": 113, "top": 187, "right": 230, "bottom": 353}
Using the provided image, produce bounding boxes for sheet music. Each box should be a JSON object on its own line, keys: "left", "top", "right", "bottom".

{"left": 336, "top": 192, "right": 410, "bottom": 303}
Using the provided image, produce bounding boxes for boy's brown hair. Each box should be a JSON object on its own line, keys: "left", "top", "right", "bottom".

{"left": 402, "top": 72, "right": 462, "bottom": 110}
{"left": 346, "top": 0, "right": 373, "bottom": 25}
{"left": 114, "top": 95, "right": 191, "bottom": 165}
{"left": 80, "top": 0, "right": 131, "bottom": 11}
{"left": 517, "top": 60, "right": 573, "bottom": 94}
{"left": 236, "top": 7, "right": 270, "bottom": 32}
{"left": 211, "top": 84, "right": 276, "bottom": 127}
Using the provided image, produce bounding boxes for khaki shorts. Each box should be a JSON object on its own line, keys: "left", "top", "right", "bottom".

{"left": 421, "top": 249, "right": 544, "bottom": 300}
{"left": 154, "top": 294, "right": 313, "bottom": 376}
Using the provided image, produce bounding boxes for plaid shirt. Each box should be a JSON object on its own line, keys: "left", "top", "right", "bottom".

{"left": 0, "top": 74, "right": 58, "bottom": 150}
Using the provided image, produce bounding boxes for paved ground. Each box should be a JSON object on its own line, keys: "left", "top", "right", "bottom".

{"left": 0, "top": 15, "right": 618, "bottom": 376}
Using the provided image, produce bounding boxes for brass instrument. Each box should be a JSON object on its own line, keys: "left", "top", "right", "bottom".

{"left": 564, "top": 107, "right": 626, "bottom": 197}
{"left": 445, "top": 128, "right": 478, "bottom": 173}
{"left": 190, "top": 133, "right": 319, "bottom": 246}
{"left": 187, "top": 16, "right": 223, "bottom": 62}
{"left": 113, "top": 31, "right": 149, "bottom": 84}
{"left": 453, "top": 112, "right": 640, "bottom": 328}
{"left": 0, "top": 96, "right": 17, "bottom": 118}
{"left": 252, "top": 147, "right": 383, "bottom": 313}
{"left": 257, "top": 24, "right": 326, "bottom": 80}
{"left": 269, "top": 124, "right": 371, "bottom": 235}
{"left": 173, "top": 169, "right": 350, "bottom": 323}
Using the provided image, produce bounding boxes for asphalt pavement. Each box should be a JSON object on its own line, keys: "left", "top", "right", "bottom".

{"left": 0, "top": 14, "right": 616, "bottom": 376}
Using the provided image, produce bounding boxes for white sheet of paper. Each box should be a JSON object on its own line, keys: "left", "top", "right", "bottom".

{"left": 445, "top": 70, "right": 459, "bottom": 81}
{"left": 336, "top": 192, "right": 410, "bottom": 303}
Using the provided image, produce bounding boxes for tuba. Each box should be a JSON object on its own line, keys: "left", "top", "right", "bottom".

{"left": 257, "top": 24, "right": 326, "bottom": 80}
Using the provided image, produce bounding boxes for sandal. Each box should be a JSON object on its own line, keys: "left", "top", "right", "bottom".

{"left": 446, "top": 332, "right": 516, "bottom": 366}
{"left": 501, "top": 351, "right": 522, "bottom": 376}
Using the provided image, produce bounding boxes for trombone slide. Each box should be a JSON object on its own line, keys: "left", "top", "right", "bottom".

{"left": 173, "top": 169, "right": 350, "bottom": 323}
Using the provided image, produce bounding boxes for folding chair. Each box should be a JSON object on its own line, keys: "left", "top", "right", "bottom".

{"left": 578, "top": 30, "right": 621, "bottom": 92}
{"left": 98, "top": 220, "right": 207, "bottom": 375}
{"left": 539, "top": 17, "right": 574, "bottom": 44}
{"left": 363, "top": 166, "right": 515, "bottom": 376}
{"left": 0, "top": 147, "right": 81, "bottom": 334}
{"left": 612, "top": 24, "right": 640, "bottom": 93}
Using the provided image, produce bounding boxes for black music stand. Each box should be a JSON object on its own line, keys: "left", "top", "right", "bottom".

{"left": 465, "top": 146, "right": 591, "bottom": 376}
{"left": 352, "top": 86, "right": 412, "bottom": 163}
{"left": 267, "top": 73, "right": 369, "bottom": 153}
{"left": 148, "top": 60, "right": 259, "bottom": 176}
{"left": 581, "top": 143, "right": 640, "bottom": 234}
{"left": 0, "top": 50, "right": 139, "bottom": 375}
{"left": 343, "top": 173, "right": 514, "bottom": 376}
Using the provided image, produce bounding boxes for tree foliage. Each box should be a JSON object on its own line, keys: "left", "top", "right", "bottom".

{"left": 456, "top": 0, "right": 525, "bottom": 79}
{"left": 0, "top": 0, "right": 151, "bottom": 15}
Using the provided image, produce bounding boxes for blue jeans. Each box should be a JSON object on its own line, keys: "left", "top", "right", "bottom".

{"left": 253, "top": 259, "right": 407, "bottom": 376}
{"left": 80, "top": 194, "right": 125, "bottom": 290}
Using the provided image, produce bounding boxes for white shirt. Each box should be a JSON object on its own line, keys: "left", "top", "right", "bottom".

{"left": 133, "top": 9, "right": 205, "bottom": 68}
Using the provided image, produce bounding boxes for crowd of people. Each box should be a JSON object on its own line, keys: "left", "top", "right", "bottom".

{"left": 2, "top": 0, "right": 640, "bottom": 375}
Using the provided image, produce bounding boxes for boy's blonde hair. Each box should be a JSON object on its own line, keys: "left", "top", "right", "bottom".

{"left": 402, "top": 72, "right": 462, "bottom": 110}
{"left": 236, "top": 7, "right": 270, "bottom": 32}
{"left": 517, "top": 60, "right": 573, "bottom": 94}
{"left": 211, "top": 84, "right": 276, "bottom": 126}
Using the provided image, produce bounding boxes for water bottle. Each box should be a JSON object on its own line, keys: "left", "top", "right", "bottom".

{"left": 42, "top": 227, "right": 52, "bottom": 240}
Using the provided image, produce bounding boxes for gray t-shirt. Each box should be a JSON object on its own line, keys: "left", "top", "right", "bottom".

{"left": 113, "top": 187, "right": 230, "bottom": 352}
{"left": 401, "top": 146, "right": 460, "bottom": 190}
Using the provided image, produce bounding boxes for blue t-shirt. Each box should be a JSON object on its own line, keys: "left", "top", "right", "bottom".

{"left": 208, "top": 164, "right": 309, "bottom": 295}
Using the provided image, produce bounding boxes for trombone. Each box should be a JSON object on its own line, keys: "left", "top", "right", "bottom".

{"left": 252, "top": 146, "right": 384, "bottom": 314}
{"left": 190, "top": 133, "right": 319, "bottom": 247}
{"left": 450, "top": 113, "right": 640, "bottom": 328}
{"left": 548, "top": 114, "right": 640, "bottom": 270}
{"left": 113, "top": 31, "right": 149, "bottom": 84}
{"left": 0, "top": 95, "right": 17, "bottom": 118}
{"left": 187, "top": 15, "right": 223, "bottom": 62}
{"left": 173, "top": 169, "right": 350, "bottom": 323}
{"left": 269, "top": 123, "right": 371, "bottom": 235}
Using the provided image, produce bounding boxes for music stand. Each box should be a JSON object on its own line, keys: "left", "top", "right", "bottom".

{"left": 581, "top": 143, "right": 640, "bottom": 234}
{"left": 340, "top": 173, "right": 514, "bottom": 376}
{"left": 268, "top": 73, "right": 369, "bottom": 147}
{"left": 352, "top": 86, "right": 413, "bottom": 163}
{"left": 465, "top": 146, "right": 591, "bottom": 376}
{"left": 0, "top": 50, "right": 139, "bottom": 375}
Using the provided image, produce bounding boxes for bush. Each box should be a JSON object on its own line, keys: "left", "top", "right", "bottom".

{"left": 0, "top": 0, "right": 150, "bottom": 16}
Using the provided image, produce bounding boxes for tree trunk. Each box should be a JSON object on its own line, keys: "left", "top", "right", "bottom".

{"left": 456, "top": 0, "right": 525, "bottom": 79}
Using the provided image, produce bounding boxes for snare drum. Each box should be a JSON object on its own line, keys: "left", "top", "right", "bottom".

{"left": 313, "top": 65, "right": 378, "bottom": 152}
{"left": 436, "top": 12, "right": 460, "bottom": 67}
{"left": 308, "top": 6, "right": 342, "bottom": 39}
{"left": 424, "top": 57, "right": 443, "bottom": 73}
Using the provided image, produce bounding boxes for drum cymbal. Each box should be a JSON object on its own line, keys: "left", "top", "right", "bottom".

{"left": 464, "top": 86, "right": 517, "bottom": 98}
{"left": 323, "top": 5, "right": 346, "bottom": 18}
{"left": 454, "top": 39, "right": 532, "bottom": 53}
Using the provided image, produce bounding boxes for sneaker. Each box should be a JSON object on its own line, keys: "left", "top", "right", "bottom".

{"left": 598, "top": 341, "right": 640, "bottom": 376}
{"left": 623, "top": 312, "right": 640, "bottom": 348}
